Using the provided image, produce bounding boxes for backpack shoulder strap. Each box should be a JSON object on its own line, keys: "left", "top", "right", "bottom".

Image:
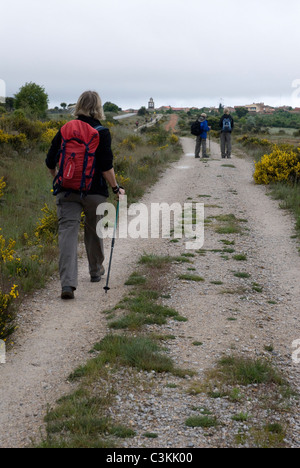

{"left": 93, "top": 124, "right": 108, "bottom": 132}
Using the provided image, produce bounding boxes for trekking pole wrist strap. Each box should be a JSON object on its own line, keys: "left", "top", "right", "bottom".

{"left": 112, "top": 184, "right": 124, "bottom": 194}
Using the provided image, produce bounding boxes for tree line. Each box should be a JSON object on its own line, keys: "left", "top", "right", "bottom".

{"left": 0, "top": 82, "right": 122, "bottom": 120}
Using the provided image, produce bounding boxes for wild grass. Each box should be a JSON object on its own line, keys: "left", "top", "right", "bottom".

{"left": 124, "top": 272, "right": 146, "bottom": 286}
{"left": 232, "top": 412, "right": 249, "bottom": 422}
{"left": 109, "top": 121, "right": 181, "bottom": 204}
{"left": 110, "top": 252, "right": 190, "bottom": 331}
{"left": 139, "top": 254, "right": 192, "bottom": 268}
{"left": 185, "top": 415, "right": 218, "bottom": 428}
{"left": 0, "top": 149, "right": 54, "bottom": 242}
{"left": 39, "top": 323, "right": 194, "bottom": 447}
{"left": 93, "top": 334, "right": 189, "bottom": 377}
{"left": 208, "top": 355, "right": 287, "bottom": 387}
{"left": 252, "top": 282, "right": 263, "bottom": 293}
{"left": 108, "top": 292, "right": 187, "bottom": 330}
{"left": 233, "top": 254, "right": 247, "bottom": 261}
{"left": 269, "top": 182, "right": 300, "bottom": 237}
{"left": 213, "top": 214, "right": 243, "bottom": 235}
{"left": 186, "top": 353, "right": 295, "bottom": 448}
{"left": 178, "top": 274, "right": 205, "bottom": 282}
{"left": 233, "top": 271, "right": 251, "bottom": 279}
{"left": 39, "top": 386, "right": 116, "bottom": 448}
{"left": 143, "top": 432, "right": 158, "bottom": 439}
{"left": 249, "top": 424, "right": 286, "bottom": 448}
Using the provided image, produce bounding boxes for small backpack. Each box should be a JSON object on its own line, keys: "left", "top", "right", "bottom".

{"left": 191, "top": 120, "right": 203, "bottom": 136}
{"left": 222, "top": 117, "right": 232, "bottom": 132}
{"left": 53, "top": 120, "right": 104, "bottom": 195}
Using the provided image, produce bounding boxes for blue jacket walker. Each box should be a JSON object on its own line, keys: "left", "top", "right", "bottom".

{"left": 199, "top": 120, "right": 210, "bottom": 139}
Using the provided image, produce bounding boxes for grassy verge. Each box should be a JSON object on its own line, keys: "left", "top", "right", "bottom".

{"left": 0, "top": 146, "right": 58, "bottom": 341}
{"left": 37, "top": 252, "right": 195, "bottom": 448}
{"left": 108, "top": 117, "right": 181, "bottom": 204}
{"left": 234, "top": 133, "right": 300, "bottom": 243}
{"left": 40, "top": 333, "right": 187, "bottom": 448}
{"left": 268, "top": 182, "right": 300, "bottom": 237}
{"left": 107, "top": 254, "right": 190, "bottom": 333}
{"left": 186, "top": 354, "right": 296, "bottom": 448}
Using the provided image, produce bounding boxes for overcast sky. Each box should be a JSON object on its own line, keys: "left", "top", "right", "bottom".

{"left": 1, "top": 0, "right": 300, "bottom": 110}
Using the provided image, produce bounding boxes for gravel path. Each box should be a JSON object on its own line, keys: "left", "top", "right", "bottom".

{"left": 0, "top": 136, "right": 299, "bottom": 448}
{"left": 110, "top": 138, "right": 300, "bottom": 448}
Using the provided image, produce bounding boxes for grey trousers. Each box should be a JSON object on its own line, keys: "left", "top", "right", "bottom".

{"left": 220, "top": 132, "right": 232, "bottom": 158}
{"left": 56, "top": 192, "right": 107, "bottom": 289}
{"left": 195, "top": 136, "right": 207, "bottom": 158}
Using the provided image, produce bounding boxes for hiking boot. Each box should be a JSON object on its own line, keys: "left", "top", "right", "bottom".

{"left": 91, "top": 266, "right": 105, "bottom": 283}
{"left": 91, "top": 276, "right": 101, "bottom": 283}
{"left": 61, "top": 287, "right": 75, "bottom": 300}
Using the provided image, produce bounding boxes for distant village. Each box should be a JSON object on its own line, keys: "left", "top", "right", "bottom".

{"left": 125, "top": 98, "right": 300, "bottom": 115}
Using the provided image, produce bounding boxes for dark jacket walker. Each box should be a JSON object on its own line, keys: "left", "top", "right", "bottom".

{"left": 220, "top": 111, "right": 234, "bottom": 159}
{"left": 195, "top": 113, "right": 210, "bottom": 159}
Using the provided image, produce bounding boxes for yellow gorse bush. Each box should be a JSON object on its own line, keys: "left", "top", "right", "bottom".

{"left": 0, "top": 284, "right": 18, "bottom": 340}
{"left": 0, "top": 177, "right": 6, "bottom": 198}
{"left": 35, "top": 203, "right": 58, "bottom": 242}
{"left": 116, "top": 173, "right": 130, "bottom": 187}
{"left": 0, "top": 129, "right": 27, "bottom": 148}
{"left": 41, "top": 128, "right": 57, "bottom": 145}
{"left": 119, "top": 138, "right": 136, "bottom": 151}
{"left": 254, "top": 146, "right": 300, "bottom": 185}
{"left": 0, "top": 227, "right": 18, "bottom": 339}
{"left": 0, "top": 229, "right": 16, "bottom": 263}
{"left": 170, "top": 133, "right": 179, "bottom": 144}
{"left": 237, "top": 135, "right": 273, "bottom": 149}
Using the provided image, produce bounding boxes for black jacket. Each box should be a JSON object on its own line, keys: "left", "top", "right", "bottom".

{"left": 220, "top": 114, "right": 234, "bottom": 133}
{"left": 45, "top": 115, "right": 114, "bottom": 197}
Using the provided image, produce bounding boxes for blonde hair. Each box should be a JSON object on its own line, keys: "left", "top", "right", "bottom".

{"left": 74, "top": 91, "right": 105, "bottom": 120}
{"left": 224, "top": 108, "right": 230, "bottom": 114}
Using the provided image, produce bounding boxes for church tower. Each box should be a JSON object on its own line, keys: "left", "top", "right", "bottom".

{"left": 148, "top": 97, "right": 155, "bottom": 110}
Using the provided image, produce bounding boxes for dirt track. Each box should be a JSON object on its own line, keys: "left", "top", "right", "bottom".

{"left": 165, "top": 114, "right": 179, "bottom": 132}
{"left": 0, "top": 137, "right": 300, "bottom": 447}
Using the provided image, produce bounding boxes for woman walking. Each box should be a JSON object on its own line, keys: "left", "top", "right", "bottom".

{"left": 46, "top": 91, "right": 125, "bottom": 299}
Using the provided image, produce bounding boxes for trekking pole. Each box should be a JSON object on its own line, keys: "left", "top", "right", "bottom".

{"left": 104, "top": 201, "right": 120, "bottom": 294}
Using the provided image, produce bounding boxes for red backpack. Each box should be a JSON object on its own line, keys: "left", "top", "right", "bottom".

{"left": 53, "top": 120, "right": 104, "bottom": 195}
